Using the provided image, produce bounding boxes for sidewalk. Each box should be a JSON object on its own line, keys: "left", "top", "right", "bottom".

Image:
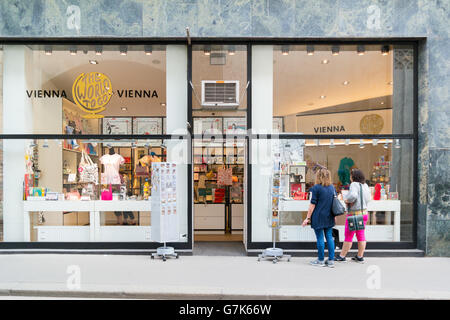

{"left": 0, "top": 254, "right": 449, "bottom": 299}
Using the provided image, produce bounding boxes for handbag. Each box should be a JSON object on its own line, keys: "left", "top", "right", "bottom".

{"left": 217, "top": 167, "right": 232, "bottom": 186}
{"left": 347, "top": 183, "right": 366, "bottom": 231}
{"left": 101, "top": 185, "right": 113, "bottom": 201}
{"left": 331, "top": 192, "right": 346, "bottom": 216}
{"left": 78, "top": 150, "right": 99, "bottom": 184}
{"left": 135, "top": 163, "right": 149, "bottom": 177}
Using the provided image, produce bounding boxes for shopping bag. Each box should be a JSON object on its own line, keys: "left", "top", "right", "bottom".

{"left": 78, "top": 150, "right": 99, "bottom": 184}
{"left": 217, "top": 167, "right": 232, "bottom": 186}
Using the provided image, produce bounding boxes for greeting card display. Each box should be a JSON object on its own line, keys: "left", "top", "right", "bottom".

{"left": 151, "top": 162, "right": 179, "bottom": 243}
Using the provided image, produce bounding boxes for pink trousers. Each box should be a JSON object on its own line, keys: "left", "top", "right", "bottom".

{"left": 344, "top": 214, "right": 368, "bottom": 242}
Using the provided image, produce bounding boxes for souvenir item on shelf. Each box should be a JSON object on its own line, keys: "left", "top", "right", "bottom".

{"left": 206, "top": 170, "right": 215, "bottom": 179}
{"left": 100, "top": 153, "right": 125, "bottom": 185}
{"left": 214, "top": 188, "right": 225, "bottom": 203}
{"left": 66, "top": 189, "right": 81, "bottom": 201}
{"left": 81, "top": 183, "right": 96, "bottom": 200}
{"left": 388, "top": 192, "right": 399, "bottom": 200}
{"left": 78, "top": 150, "right": 99, "bottom": 184}
{"left": 101, "top": 185, "right": 113, "bottom": 200}
{"left": 374, "top": 183, "right": 382, "bottom": 200}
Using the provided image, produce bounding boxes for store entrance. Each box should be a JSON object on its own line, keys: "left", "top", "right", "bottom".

{"left": 193, "top": 136, "right": 246, "bottom": 245}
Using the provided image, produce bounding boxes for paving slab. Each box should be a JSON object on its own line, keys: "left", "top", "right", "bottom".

{"left": 0, "top": 255, "right": 448, "bottom": 299}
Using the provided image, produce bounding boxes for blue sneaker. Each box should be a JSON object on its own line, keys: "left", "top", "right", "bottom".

{"left": 310, "top": 259, "right": 325, "bottom": 267}
{"left": 325, "top": 259, "right": 335, "bottom": 268}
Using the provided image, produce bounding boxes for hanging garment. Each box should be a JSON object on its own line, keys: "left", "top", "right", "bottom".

{"left": 338, "top": 157, "right": 355, "bottom": 186}
{"left": 100, "top": 153, "right": 125, "bottom": 184}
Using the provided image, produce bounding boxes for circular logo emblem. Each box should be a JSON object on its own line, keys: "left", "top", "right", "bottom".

{"left": 72, "top": 72, "right": 113, "bottom": 118}
{"left": 360, "top": 114, "right": 384, "bottom": 134}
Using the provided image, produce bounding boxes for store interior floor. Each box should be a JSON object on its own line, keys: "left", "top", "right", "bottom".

{"left": 193, "top": 241, "right": 246, "bottom": 256}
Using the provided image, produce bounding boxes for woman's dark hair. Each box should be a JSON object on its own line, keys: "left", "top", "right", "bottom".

{"left": 351, "top": 169, "right": 365, "bottom": 183}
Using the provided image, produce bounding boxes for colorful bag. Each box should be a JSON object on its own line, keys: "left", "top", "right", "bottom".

{"left": 101, "top": 185, "right": 113, "bottom": 200}
{"left": 135, "top": 164, "right": 149, "bottom": 177}
{"left": 78, "top": 150, "right": 98, "bottom": 184}
{"left": 217, "top": 167, "right": 232, "bottom": 186}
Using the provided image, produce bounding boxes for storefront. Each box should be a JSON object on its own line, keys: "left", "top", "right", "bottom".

{"left": 0, "top": 39, "right": 421, "bottom": 254}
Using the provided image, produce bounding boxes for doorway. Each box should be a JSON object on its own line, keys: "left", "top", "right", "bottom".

{"left": 190, "top": 44, "right": 248, "bottom": 253}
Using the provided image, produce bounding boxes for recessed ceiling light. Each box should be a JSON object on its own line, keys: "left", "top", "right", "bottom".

{"left": 306, "top": 45, "right": 314, "bottom": 55}
{"left": 44, "top": 46, "right": 52, "bottom": 55}
{"left": 357, "top": 45, "right": 365, "bottom": 55}
{"left": 89, "top": 60, "right": 98, "bottom": 65}
{"left": 120, "top": 45, "right": 127, "bottom": 55}
{"left": 204, "top": 46, "right": 211, "bottom": 56}
{"left": 69, "top": 46, "right": 77, "bottom": 55}
{"left": 95, "top": 45, "right": 103, "bottom": 55}
{"left": 321, "top": 59, "right": 330, "bottom": 64}
{"left": 331, "top": 45, "right": 340, "bottom": 55}
{"left": 320, "top": 95, "right": 326, "bottom": 99}
{"left": 381, "top": 45, "right": 389, "bottom": 55}
{"left": 281, "top": 45, "right": 289, "bottom": 55}
{"left": 342, "top": 80, "right": 350, "bottom": 85}
{"left": 121, "top": 107, "right": 127, "bottom": 111}
{"left": 145, "top": 45, "right": 153, "bottom": 55}
{"left": 228, "top": 45, "right": 235, "bottom": 55}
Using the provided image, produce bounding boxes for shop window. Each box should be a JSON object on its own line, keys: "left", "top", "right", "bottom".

{"left": 251, "top": 138, "right": 414, "bottom": 243}
{"left": 1, "top": 44, "right": 189, "bottom": 244}
{"left": 272, "top": 44, "right": 414, "bottom": 135}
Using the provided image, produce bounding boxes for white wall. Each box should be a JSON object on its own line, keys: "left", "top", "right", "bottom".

{"left": 251, "top": 46, "right": 274, "bottom": 242}
{"left": 2, "top": 46, "right": 34, "bottom": 241}
{"left": 166, "top": 45, "right": 188, "bottom": 242}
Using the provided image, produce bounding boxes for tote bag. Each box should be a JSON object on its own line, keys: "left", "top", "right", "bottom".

{"left": 217, "top": 167, "right": 232, "bottom": 186}
{"left": 78, "top": 150, "right": 99, "bottom": 184}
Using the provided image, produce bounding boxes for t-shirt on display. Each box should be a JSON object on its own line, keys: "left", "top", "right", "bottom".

{"left": 100, "top": 153, "right": 125, "bottom": 185}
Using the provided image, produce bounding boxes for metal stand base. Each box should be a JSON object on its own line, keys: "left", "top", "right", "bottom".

{"left": 258, "top": 247, "right": 291, "bottom": 264}
{"left": 151, "top": 246, "right": 178, "bottom": 262}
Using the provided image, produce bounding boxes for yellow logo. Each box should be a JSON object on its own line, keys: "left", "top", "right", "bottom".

{"left": 360, "top": 114, "right": 384, "bottom": 134}
{"left": 72, "top": 72, "right": 113, "bottom": 118}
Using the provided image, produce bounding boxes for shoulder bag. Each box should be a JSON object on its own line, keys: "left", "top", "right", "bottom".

{"left": 331, "top": 190, "right": 346, "bottom": 216}
{"left": 78, "top": 150, "right": 99, "bottom": 184}
{"left": 347, "top": 183, "right": 366, "bottom": 231}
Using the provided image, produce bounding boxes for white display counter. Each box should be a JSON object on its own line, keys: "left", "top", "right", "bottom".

{"left": 278, "top": 199, "right": 401, "bottom": 242}
{"left": 24, "top": 200, "right": 152, "bottom": 242}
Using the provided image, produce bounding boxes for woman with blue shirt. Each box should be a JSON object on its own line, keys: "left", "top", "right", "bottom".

{"left": 302, "top": 168, "right": 336, "bottom": 267}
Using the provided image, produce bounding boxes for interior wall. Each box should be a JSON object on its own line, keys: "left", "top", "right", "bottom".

{"left": 304, "top": 144, "right": 390, "bottom": 186}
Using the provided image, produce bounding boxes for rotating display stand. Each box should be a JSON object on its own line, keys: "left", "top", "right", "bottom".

{"left": 258, "top": 153, "right": 291, "bottom": 264}
{"left": 151, "top": 242, "right": 179, "bottom": 261}
{"left": 150, "top": 162, "right": 180, "bottom": 261}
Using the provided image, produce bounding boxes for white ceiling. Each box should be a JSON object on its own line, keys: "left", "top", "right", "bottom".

{"left": 273, "top": 49, "right": 393, "bottom": 116}
{"left": 34, "top": 47, "right": 392, "bottom": 117}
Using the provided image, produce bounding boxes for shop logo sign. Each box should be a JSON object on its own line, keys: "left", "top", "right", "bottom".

{"left": 360, "top": 114, "right": 384, "bottom": 134}
{"left": 72, "top": 72, "right": 113, "bottom": 118}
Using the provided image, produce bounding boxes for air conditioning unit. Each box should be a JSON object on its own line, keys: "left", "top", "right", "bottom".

{"left": 201, "top": 80, "right": 239, "bottom": 110}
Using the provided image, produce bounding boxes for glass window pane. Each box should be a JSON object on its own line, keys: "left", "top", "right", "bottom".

{"left": 251, "top": 138, "right": 414, "bottom": 242}
{"left": 2, "top": 45, "right": 167, "bottom": 135}
{"left": 1, "top": 138, "right": 188, "bottom": 243}
{"left": 272, "top": 44, "right": 414, "bottom": 134}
